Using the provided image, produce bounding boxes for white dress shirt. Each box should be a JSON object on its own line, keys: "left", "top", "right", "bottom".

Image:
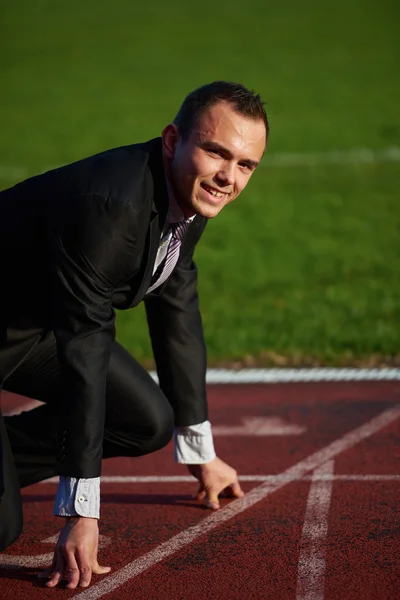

{"left": 54, "top": 189, "right": 216, "bottom": 519}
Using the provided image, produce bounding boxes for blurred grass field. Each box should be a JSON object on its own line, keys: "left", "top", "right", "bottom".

{"left": 1, "top": 0, "right": 399, "bottom": 366}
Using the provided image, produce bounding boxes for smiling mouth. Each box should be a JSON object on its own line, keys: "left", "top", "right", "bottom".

{"left": 201, "top": 182, "right": 229, "bottom": 199}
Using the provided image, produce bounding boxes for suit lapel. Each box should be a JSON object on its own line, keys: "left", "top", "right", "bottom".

{"left": 129, "top": 138, "right": 169, "bottom": 306}
{"left": 129, "top": 210, "right": 161, "bottom": 306}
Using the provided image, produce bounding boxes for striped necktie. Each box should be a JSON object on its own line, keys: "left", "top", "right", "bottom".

{"left": 147, "top": 219, "right": 191, "bottom": 293}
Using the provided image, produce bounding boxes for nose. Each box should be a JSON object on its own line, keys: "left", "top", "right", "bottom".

{"left": 215, "top": 161, "right": 235, "bottom": 187}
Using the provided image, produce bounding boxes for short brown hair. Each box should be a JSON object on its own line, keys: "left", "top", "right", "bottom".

{"left": 173, "top": 81, "right": 269, "bottom": 140}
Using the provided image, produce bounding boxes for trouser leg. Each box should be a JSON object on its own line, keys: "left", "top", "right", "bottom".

{"left": 102, "top": 341, "right": 174, "bottom": 459}
{"left": 1, "top": 331, "right": 62, "bottom": 487}
{"left": 0, "top": 408, "right": 23, "bottom": 551}
{"left": 3, "top": 331, "right": 174, "bottom": 487}
{"left": 3, "top": 403, "right": 62, "bottom": 487}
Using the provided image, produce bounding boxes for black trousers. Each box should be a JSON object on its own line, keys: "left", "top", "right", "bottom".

{"left": 2, "top": 330, "right": 175, "bottom": 489}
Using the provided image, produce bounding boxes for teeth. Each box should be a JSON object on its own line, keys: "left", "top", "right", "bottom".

{"left": 204, "top": 185, "right": 225, "bottom": 198}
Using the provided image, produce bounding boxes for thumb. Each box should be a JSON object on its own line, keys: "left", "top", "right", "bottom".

{"left": 91, "top": 537, "right": 111, "bottom": 575}
{"left": 205, "top": 488, "right": 220, "bottom": 510}
{"left": 92, "top": 563, "right": 111, "bottom": 575}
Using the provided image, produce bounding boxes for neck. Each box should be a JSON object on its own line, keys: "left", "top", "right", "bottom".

{"left": 162, "top": 151, "right": 196, "bottom": 219}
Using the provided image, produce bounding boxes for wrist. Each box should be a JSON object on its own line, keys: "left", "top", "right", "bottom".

{"left": 188, "top": 458, "right": 216, "bottom": 467}
{"left": 64, "top": 516, "right": 98, "bottom": 523}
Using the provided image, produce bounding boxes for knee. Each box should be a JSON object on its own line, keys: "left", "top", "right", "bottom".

{"left": 104, "top": 401, "right": 174, "bottom": 459}
{"left": 145, "top": 402, "right": 174, "bottom": 454}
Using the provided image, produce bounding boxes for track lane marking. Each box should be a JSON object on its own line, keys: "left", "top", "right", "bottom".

{"left": 73, "top": 405, "right": 400, "bottom": 599}
{"left": 296, "top": 460, "right": 334, "bottom": 600}
{"left": 40, "top": 474, "right": 400, "bottom": 483}
{"left": 0, "top": 536, "right": 112, "bottom": 570}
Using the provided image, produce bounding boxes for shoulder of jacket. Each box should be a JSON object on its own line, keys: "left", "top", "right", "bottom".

{"left": 68, "top": 142, "right": 155, "bottom": 207}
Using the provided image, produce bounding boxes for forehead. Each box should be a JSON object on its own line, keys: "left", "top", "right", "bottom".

{"left": 192, "top": 101, "right": 266, "bottom": 159}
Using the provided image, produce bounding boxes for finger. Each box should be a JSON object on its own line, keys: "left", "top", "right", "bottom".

{"left": 65, "top": 552, "right": 81, "bottom": 590}
{"left": 45, "top": 554, "right": 65, "bottom": 588}
{"left": 76, "top": 550, "right": 93, "bottom": 588}
{"left": 45, "top": 570, "right": 64, "bottom": 587}
{"left": 37, "top": 564, "right": 54, "bottom": 579}
{"left": 205, "top": 489, "right": 220, "bottom": 510}
{"left": 194, "top": 483, "right": 206, "bottom": 501}
{"left": 38, "top": 551, "right": 58, "bottom": 579}
{"left": 230, "top": 481, "right": 245, "bottom": 498}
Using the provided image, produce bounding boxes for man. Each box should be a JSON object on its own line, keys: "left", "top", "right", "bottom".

{"left": 0, "top": 81, "right": 268, "bottom": 587}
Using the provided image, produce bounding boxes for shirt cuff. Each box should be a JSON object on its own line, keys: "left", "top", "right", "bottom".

{"left": 174, "top": 420, "right": 216, "bottom": 464}
{"left": 54, "top": 476, "right": 100, "bottom": 519}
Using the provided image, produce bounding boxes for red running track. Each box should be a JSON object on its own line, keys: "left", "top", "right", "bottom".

{"left": 0, "top": 381, "right": 399, "bottom": 599}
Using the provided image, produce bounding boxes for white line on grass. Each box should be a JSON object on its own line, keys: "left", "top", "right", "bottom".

{"left": 73, "top": 405, "right": 400, "bottom": 600}
{"left": 296, "top": 460, "right": 334, "bottom": 600}
{"left": 1, "top": 147, "right": 400, "bottom": 181}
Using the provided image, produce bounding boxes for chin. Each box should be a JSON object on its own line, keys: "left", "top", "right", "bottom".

{"left": 193, "top": 201, "right": 223, "bottom": 219}
{"left": 190, "top": 194, "right": 228, "bottom": 219}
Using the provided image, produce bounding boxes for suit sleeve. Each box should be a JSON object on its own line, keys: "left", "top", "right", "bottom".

{"left": 48, "top": 193, "right": 140, "bottom": 478}
{"left": 144, "top": 222, "right": 208, "bottom": 427}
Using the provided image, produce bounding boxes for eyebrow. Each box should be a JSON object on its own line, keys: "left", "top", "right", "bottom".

{"left": 200, "top": 141, "right": 260, "bottom": 169}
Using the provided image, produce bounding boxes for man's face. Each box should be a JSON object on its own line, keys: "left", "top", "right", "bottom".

{"left": 163, "top": 101, "right": 267, "bottom": 219}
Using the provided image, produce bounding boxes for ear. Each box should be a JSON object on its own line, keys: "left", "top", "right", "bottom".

{"left": 161, "top": 123, "right": 180, "bottom": 159}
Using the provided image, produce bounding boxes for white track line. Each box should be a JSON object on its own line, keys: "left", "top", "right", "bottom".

{"left": 197, "top": 368, "right": 400, "bottom": 384}
{"left": 296, "top": 460, "right": 334, "bottom": 600}
{"left": 2, "top": 370, "right": 400, "bottom": 400}
{"left": 128, "top": 367, "right": 400, "bottom": 385}
{"left": 0, "top": 552, "right": 55, "bottom": 570}
{"left": 0, "top": 535, "right": 112, "bottom": 570}
{"left": 1, "top": 147, "right": 400, "bottom": 181}
{"left": 40, "top": 474, "right": 400, "bottom": 484}
{"left": 73, "top": 405, "right": 400, "bottom": 600}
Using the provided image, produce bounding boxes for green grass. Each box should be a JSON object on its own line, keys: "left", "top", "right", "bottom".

{"left": 1, "top": 0, "right": 399, "bottom": 366}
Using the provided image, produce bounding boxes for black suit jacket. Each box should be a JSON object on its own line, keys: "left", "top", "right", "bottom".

{"left": 0, "top": 137, "right": 209, "bottom": 484}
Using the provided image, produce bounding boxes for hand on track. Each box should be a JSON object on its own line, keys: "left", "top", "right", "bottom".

{"left": 187, "top": 456, "right": 245, "bottom": 510}
{"left": 38, "top": 517, "right": 110, "bottom": 589}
